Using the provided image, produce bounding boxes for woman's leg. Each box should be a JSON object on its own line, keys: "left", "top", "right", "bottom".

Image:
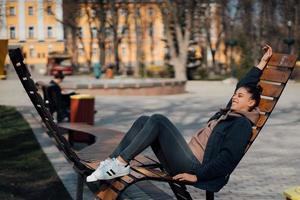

{"left": 119, "top": 114, "right": 199, "bottom": 175}
{"left": 109, "top": 115, "right": 150, "bottom": 158}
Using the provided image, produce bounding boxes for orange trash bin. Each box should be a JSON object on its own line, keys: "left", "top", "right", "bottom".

{"left": 71, "top": 94, "right": 95, "bottom": 125}
{"left": 69, "top": 94, "right": 95, "bottom": 144}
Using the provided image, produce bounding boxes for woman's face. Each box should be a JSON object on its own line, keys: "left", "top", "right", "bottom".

{"left": 231, "top": 87, "right": 256, "bottom": 112}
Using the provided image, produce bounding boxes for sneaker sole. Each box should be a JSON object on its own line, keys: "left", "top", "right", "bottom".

{"left": 99, "top": 170, "right": 131, "bottom": 180}
{"left": 86, "top": 174, "right": 99, "bottom": 182}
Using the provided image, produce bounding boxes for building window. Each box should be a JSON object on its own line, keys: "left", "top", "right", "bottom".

{"left": 47, "top": 6, "right": 52, "bottom": 15}
{"left": 149, "top": 22, "right": 153, "bottom": 37}
{"left": 148, "top": 7, "right": 154, "bottom": 16}
{"left": 122, "top": 46, "right": 126, "bottom": 56}
{"left": 119, "top": 8, "right": 127, "bottom": 16}
{"left": 28, "top": 27, "right": 34, "bottom": 38}
{"left": 9, "top": 7, "right": 15, "bottom": 16}
{"left": 28, "top": 6, "right": 33, "bottom": 15}
{"left": 105, "top": 28, "right": 112, "bottom": 37}
{"left": 119, "top": 25, "right": 128, "bottom": 35}
{"left": 48, "top": 45, "right": 53, "bottom": 53}
{"left": 29, "top": 47, "right": 35, "bottom": 57}
{"left": 79, "top": 47, "right": 84, "bottom": 56}
{"left": 91, "top": 9, "right": 96, "bottom": 17}
{"left": 10, "top": 27, "right": 16, "bottom": 39}
{"left": 92, "top": 48, "right": 97, "bottom": 55}
{"left": 91, "top": 27, "right": 97, "bottom": 38}
{"left": 47, "top": 27, "right": 53, "bottom": 38}
{"left": 77, "top": 27, "right": 83, "bottom": 38}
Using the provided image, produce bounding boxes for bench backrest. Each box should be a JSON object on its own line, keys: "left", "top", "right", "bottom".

{"left": 246, "top": 53, "right": 297, "bottom": 151}
{"left": 9, "top": 48, "right": 92, "bottom": 174}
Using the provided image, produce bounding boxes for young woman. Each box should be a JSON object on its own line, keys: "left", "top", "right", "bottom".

{"left": 86, "top": 45, "right": 272, "bottom": 192}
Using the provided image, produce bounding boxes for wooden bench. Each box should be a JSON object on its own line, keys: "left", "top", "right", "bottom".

{"left": 9, "top": 48, "right": 297, "bottom": 200}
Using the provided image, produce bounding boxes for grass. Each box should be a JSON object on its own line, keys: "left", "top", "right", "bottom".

{"left": 0, "top": 105, "right": 71, "bottom": 200}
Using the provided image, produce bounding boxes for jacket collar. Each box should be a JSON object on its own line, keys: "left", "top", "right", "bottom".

{"left": 229, "top": 107, "right": 260, "bottom": 124}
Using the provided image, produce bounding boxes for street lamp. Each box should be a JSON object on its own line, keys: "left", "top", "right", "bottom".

{"left": 283, "top": 20, "right": 295, "bottom": 54}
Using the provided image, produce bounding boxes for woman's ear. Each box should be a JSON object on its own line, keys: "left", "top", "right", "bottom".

{"left": 248, "top": 99, "right": 256, "bottom": 110}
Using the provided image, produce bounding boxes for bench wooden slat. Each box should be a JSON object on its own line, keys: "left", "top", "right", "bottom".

{"left": 256, "top": 114, "right": 268, "bottom": 128}
{"left": 129, "top": 169, "right": 145, "bottom": 179}
{"left": 110, "top": 180, "right": 126, "bottom": 191}
{"left": 268, "top": 54, "right": 297, "bottom": 68}
{"left": 130, "top": 158, "right": 144, "bottom": 167}
{"left": 250, "top": 129, "right": 259, "bottom": 142}
{"left": 85, "top": 160, "right": 99, "bottom": 169}
{"left": 245, "top": 129, "right": 259, "bottom": 151}
{"left": 260, "top": 82, "right": 284, "bottom": 98}
{"left": 120, "top": 175, "right": 135, "bottom": 184}
{"left": 97, "top": 184, "right": 118, "bottom": 200}
{"left": 258, "top": 98, "right": 276, "bottom": 112}
{"left": 144, "top": 155, "right": 160, "bottom": 164}
{"left": 260, "top": 67, "right": 292, "bottom": 83}
{"left": 146, "top": 168, "right": 170, "bottom": 178}
{"left": 131, "top": 166, "right": 161, "bottom": 178}
{"left": 134, "top": 155, "right": 159, "bottom": 166}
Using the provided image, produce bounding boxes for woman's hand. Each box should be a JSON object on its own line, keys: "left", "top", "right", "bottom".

{"left": 261, "top": 44, "right": 273, "bottom": 61}
{"left": 173, "top": 173, "right": 197, "bottom": 183}
{"left": 256, "top": 44, "right": 273, "bottom": 70}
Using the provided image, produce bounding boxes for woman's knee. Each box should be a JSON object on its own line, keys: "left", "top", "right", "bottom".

{"left": 150, "top": 114, "right": 168, "bottom": 123}
{"left": 134, "top": 115, "right": 150, "bottom": 126}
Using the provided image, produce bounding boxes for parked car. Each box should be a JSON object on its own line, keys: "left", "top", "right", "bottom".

{"left": 47, "top": 52, "right": 73, "bottom": 75}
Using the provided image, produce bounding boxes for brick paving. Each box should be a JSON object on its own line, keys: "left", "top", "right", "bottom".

{"left": 1, "top": 72, "right": 300, "bottom": 199}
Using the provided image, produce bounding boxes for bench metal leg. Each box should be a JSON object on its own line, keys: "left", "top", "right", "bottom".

{"left": 206, "top": 191, "right": 214, "bottom": 200}
{"left": 169, "top": 183, "right": 192, "bottom": 200}
{"left": 76, "top": 174, "right": 84, "bottom": 200}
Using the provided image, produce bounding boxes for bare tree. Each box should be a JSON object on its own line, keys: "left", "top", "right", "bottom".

{"left": 56, "top": 0, "right": 82, "bottom": 67}
{"left": 202, "top": 1, "right": 224, "bottom": 68}
{"left": 83, "top": 0, "right": 97, "bottom": 71}
{"left": 95, "top": 1, "right": 107, "bottom": 70}
{"left": 106, "top": 1, "right": 130, "bottom": 75}
{"left": 160, "top": 0, "right": 195, "bottom": 80}
{"left": 133, "top": 2, "right": 145, "bottom": 77}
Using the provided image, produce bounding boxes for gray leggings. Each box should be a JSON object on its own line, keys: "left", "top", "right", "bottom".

{"left": 110, "top": 114, "right": 201, "bottom": 175}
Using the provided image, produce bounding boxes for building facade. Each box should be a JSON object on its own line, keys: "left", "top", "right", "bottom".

{"left": 63, "top": 1, "right": 166, "bottom": 73}
{"left": 0, "top": 0, "right": 225, "bottom": 76}
{"left": 0, "top": 0, "right": 64, "bottom": 71}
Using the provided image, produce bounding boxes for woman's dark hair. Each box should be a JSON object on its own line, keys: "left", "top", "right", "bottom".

{"left": 240, "top": 84, "right": 263, "bottom": 110}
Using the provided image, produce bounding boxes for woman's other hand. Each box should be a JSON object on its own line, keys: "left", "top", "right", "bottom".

{"left": 173, "top": 173, "right": 197, "bottom": 183}
{"left": 257, "top": 44, "right": 273, "bottom": 70}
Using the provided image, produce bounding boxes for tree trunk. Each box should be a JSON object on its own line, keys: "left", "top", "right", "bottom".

{"left": 134, "top": 3, "right": 143, "bottom": 77}
{"left": 85, "top": 2, "right": 94, "bottom": 72}
{"left": 97, "top": 1, "right": 106, "bottom": 69}
{"left": 110, "top": 0, "right": 120, "bottom": 74}
{"left": 113, "top": 32, "right": 120, "bottom": 73}
{"left": 71, "top": 28, "right": 78, "bottom": 67}
{"left": 170, "top": 57, "right": 187, "bottom": 80}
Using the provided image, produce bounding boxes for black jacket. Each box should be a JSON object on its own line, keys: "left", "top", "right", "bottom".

{"left": 193, "top": 67, "right": 262, "bottom": 192}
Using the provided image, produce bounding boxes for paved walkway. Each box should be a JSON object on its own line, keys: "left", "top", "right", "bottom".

{"left": 1, "top": 71, "right": 300, "bottom": 199}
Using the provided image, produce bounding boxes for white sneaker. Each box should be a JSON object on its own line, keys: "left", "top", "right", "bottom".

{"left": 86, "top": 158, "right": 113, "bottom": 182}
{"left": 86, "top": 158, "right": 130, "bottom": 182}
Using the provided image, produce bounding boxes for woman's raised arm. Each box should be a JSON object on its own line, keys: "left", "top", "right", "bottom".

{"left": 256, "top": 44, "right": 273, "bottom": 70}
